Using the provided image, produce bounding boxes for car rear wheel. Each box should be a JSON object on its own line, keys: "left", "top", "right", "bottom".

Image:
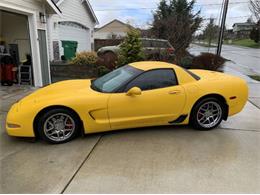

{"left": 190, "top": 98, "right": 224, "bottom": 130}
{"left": 38, "top": 108, "right": 80, "bottom": 144}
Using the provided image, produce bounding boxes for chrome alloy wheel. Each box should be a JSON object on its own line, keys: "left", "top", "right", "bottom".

{"left": 43, "top": 113, "right": 76, "bottom": 142}
{"left": 196, "top": 101, "right": 223, "bottom": 129}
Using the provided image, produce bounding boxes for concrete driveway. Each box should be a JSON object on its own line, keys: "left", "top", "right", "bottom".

{"left": 0, "top": 83, "right": 260, "bottom": 193}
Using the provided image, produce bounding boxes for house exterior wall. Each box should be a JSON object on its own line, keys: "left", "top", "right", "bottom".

{"left": 94, "top": 20, "right": 131, "bottom": 40}
{"left": 0, "top": 0, "right": 52, "bottom": 87}
{"left": 95, "top": 32, "right": 127, "bottom": 39}
{"left": 233, "top": 24, "right": 255, "bottom": 33}
{"left": 233, "top": 23, "right": 255, "bottom": 39}
{"left": 48, "top": 0, "right": 96, "bottom": 61}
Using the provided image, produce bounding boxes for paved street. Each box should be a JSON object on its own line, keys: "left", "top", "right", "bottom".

{"left": 189, "top": 44, "right": 260, "bottom": 76}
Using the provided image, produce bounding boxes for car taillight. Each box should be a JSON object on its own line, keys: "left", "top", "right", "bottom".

{"left": 167, "top": 48, "right": 175, "bottom": 54}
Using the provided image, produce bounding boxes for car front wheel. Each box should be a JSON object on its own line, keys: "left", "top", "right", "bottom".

{"left": 190, "top": 98, "right": 224, "bottom": 130}
{"left": 38, "top": 108, "right": 80, "bottom": 144}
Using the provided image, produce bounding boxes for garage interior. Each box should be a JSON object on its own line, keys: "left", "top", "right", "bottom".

{"left": 0, "top": 10, "right": 34, "bottom": 86}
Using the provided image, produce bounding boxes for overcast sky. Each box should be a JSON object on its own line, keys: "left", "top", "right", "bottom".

{"left": 89, "top": 0, "right": 254, "bottom": 31}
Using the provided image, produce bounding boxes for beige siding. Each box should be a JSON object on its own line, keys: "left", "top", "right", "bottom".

{"left": 97, "top": 20, "right": 130, "bottom": 33}
{"left": 95, "top": 20, "right": 131, "bottom": 39}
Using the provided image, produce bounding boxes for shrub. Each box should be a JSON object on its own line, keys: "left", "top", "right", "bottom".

{"left": 191, "top": 53, "right": 226, "bottom": 71}
{"left": 70, "top": 51, "right": 98, "bottom": 66}
{"left": 97, "top": 66, "right": 111, "bottom": 77}
{"left": 180, "top": 55, "right": 193, "bottom": 69}
{"left": 250, "top": 26, "right": 260, "bottom": 43}
{"left": 117, "top": 29, "right": 145, "bottom": 67}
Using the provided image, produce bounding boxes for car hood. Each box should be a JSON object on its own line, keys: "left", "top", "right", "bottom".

{"left": 19, "top": 80, "right": 95, "bottom": 105}
{"left": 99, "top": 45, "right": 120, "bottom": 52}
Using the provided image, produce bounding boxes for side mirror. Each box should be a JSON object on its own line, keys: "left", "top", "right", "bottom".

{"left": 126, "top": 87, "right": 142, "bottom": 96}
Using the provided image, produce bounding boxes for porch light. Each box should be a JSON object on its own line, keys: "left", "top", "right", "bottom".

{"left": 39, "top": 12, "right": 46, "bottom": 24}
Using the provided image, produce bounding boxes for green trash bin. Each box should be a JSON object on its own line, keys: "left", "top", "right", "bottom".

{"left": 61, "top": 41, "right": 78, "bottom": 61}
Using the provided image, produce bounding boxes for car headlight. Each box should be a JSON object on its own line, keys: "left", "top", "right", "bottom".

{"left": 97, "top": 49, "right": 103, "bottom": 54}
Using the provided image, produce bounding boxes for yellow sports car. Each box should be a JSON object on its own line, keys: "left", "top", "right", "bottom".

{"left": 6, "top": 61, "right": 248, "bottom": 144}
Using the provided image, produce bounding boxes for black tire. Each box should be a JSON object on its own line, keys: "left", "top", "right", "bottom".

{"left": 37, "top": 108, "right": 81, "bottom": 144}
{"left": 190, "top": 97, "right": 224, "bottom": 130}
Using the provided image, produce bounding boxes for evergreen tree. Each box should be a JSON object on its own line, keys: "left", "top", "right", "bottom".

{"left": 152, "top": 0, "right": 202, "bottom": 60}
{"left": 117, "top": 30, "right": 144, "bottom": 66}
{"left": 203, "top": 18, "right": 220, "bottom": 47}
{"left": 250, "top": 26, "right": 260, "bottom": 43}
{"left": 250, "top": 20, "right": 260, "bottom": 43}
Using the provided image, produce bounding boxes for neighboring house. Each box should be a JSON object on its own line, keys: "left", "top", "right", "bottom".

{"left": 233, "top": 22, "right": 255, "bottom": 38}
{"left": 94, "top": 19, "right": 134, "bottom": 40}
{"left": 48, "top": 0, "right": 98, "bottom": 61}
{"left": 0, "top": 0, "right": 61, "bottom": 87}
{"left": 139, "top": 28, "right": 153, "bottom": 38}
{"left": 224, "top": 29, "right": 234, "bottom": 39}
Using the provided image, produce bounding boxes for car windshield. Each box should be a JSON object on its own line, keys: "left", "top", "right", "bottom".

{"left": 91, "top": 65, "right": 143, "bottom": 93}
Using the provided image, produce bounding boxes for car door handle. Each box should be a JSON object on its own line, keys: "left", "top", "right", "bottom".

{"left": 168, "top": 90, "right": 181, "bottom": 95}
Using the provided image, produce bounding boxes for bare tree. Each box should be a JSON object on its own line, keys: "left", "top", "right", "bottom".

{"left": 203, "top": 18, "right": 220, "bottom": 47}
{"left": 250, "top": 0, "right": 260, "bottom": 20}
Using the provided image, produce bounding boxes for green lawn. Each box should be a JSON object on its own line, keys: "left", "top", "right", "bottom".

{"left": 229, "top": 39, "right": 260, "bottom": 49}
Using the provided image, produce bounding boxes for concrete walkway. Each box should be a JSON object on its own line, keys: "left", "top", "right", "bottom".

{"left": 1, "top": 80, "right": 260, "bottom": 193}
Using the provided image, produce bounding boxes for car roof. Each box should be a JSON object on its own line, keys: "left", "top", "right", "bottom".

{"left": 140, "top": 38, "right": 168, "bottom": 42}
{"left": 129, "top": 61, "right": 179, "bottom": 71}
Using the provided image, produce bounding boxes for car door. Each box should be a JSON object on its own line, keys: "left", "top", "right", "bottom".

{"left": 108, "top": 68, "right": 186, "bottom": 130}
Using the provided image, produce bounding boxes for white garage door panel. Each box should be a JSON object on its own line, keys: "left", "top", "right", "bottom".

{"left": 59, "top": 25, "right": 90, "bottom": 53}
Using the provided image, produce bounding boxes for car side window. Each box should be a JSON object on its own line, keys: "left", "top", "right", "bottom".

{"left": 124, "top": 69, "right": 178, "bottom": 92}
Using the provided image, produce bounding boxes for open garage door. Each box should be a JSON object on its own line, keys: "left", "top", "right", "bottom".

{"left": 0, "top": 10, "right": 34, "bottom": 86}
{"left": 58, "top": 22, "right": 90, "bottom": 55}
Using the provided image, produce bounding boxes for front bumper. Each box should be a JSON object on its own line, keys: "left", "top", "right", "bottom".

{"left": 6, "top": 103, "right": 35, "bottom": 137}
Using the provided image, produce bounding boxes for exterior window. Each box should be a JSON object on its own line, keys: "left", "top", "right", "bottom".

{"left": 152, "top": 41, "right": 168, "bottom": 48}
{"left": 141, "top": 40, "right": 152, "bottom": 47}
{"left": 124, "top": 69, "right": 178, "bottom": 92}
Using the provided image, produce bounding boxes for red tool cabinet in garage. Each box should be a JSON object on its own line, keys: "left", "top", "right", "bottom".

{"left": 0, "top": 55, "right": 15, "bottom": 86}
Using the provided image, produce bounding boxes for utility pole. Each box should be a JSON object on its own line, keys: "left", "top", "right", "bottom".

{"left": 217, "top": 0, "right": 229, "bottom": 56}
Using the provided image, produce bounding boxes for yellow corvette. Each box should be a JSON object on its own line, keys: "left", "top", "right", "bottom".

{"left": 6, "top": 61, "right": 248, "bottom": 144}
